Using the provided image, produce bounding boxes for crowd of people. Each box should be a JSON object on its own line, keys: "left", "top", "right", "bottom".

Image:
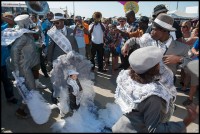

{"left": 1, "top": 3, "right": 199, "bottom": 132}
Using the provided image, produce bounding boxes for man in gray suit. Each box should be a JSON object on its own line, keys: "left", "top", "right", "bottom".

{"left": 122, "top": 13, "right": 190, "bottom": 77}
{"left": 46, "top": 13, "right": 79, "bottom": 71}
{"left": 46, "top": 13, "right": 79, "bottom": 104}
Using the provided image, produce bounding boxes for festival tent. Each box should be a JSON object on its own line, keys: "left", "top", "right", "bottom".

{"left": 167, "top": 10, "right": 198, "bottom": 19}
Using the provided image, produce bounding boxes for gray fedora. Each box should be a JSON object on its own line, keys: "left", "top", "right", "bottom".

{"left": 129, "top": 46, "right": 163, "bottom": 74}
{"left": 50, "top": 13, "right": 66, "bottom": 21}
{"left": 153, "top": 13, "right": 176, "bottom": 31}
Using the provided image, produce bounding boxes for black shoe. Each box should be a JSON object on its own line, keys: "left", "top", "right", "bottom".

{"left": 15, "top": 108, "right": 28, "bottom": 118}
{"left": 52, "top": 97, "right": 58, "bottom": 104}
{"left": 44, "top": 73, "right": 49, "bottom": 78}
{"left": 98, "top": 69, "right": 107, "bottom": 72}
{"left": 7, "top": 98, "right": 18, "bottom": 104}
{"left": 118, "top": 64, "right": 123, "bottom": 69}
{"left": 182, "top": 98, "right": 193, "bottom": 106}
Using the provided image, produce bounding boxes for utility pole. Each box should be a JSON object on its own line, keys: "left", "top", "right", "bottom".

{"left": 176, "top": 1, "right": 179, "bottom": 10}
{"left": 73, "top": 1, "right": 75, "bottom": 16}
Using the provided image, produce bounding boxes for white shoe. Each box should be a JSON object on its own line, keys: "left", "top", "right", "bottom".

{"left": 35, "top": 79, "right": 46, "bottom": 89}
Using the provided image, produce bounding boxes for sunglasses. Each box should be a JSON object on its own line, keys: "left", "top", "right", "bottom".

{"left": 119, "top": 21, "right": 125, "bottom": 22}
{"left": 53, "top": 21, "right": 60, "bottom": 25}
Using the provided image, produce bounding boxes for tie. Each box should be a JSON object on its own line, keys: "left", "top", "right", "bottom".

{"left": 61, "top": 29, "right": 64, "bottom": 35}
{"left": 159, "top": 43, "right": 168, "bottom": 55}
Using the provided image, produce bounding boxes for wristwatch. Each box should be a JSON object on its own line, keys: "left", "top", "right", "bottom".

{"left": 179, "top": 57, "right": 184, "bottom": 63}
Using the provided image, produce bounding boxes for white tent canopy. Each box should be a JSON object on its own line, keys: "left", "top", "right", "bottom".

{"left": 167, "top": 10, "right": 198, "bottom": 19}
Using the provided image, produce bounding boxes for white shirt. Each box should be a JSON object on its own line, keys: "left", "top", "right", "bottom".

{"left": 59, "top": 25, "right": 68, "bottom": 36}
{"left": 89, "top": 23, "right": 104, "bottom": 44}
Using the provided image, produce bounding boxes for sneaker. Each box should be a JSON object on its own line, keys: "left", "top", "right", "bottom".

{"left": 15, "top": 108, "right": 28, "bottom": 118}
{"left": 182, "top": 98, "right": 193, "bottom": 106}
{"left": 7, "top": 98, "right": 18, "bottom": 104}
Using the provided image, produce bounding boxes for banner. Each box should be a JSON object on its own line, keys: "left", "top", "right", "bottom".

{"left": 118, "top": 1, "right": 139, "bottom": 13}
{"left": 118, "top": 1, "right": 138, "bottom": 5}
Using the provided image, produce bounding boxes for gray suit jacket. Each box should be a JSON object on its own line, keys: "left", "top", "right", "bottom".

{"left": 47, "top": 27, "right": 79, "bottom": 63}
{"left": 165, "top": 39, "right": 190, "bottom": 74}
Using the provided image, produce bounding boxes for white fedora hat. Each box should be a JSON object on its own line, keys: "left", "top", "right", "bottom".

{"left": 153, "top": 13, "right": 176, "bottom": 31}
{"left": 50, "top": 13, "right": 66, "bottom": 22}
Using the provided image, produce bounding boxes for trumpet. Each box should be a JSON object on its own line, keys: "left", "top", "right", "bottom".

{"left": 76, "top": 22, "right": 84, "bottom": 30}
{"left": 78, "top": 24, "right": 84, "bottom": 30}
{"left": 92, "top": 11, "right": 102, "bottom": 23}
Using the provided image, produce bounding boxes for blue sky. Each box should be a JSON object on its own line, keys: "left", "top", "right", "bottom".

{"left": 2, "top": 1, "right": 199, "bottom": 18}
{"left": 48, "top": 1, "right": 199, "bottom": 18}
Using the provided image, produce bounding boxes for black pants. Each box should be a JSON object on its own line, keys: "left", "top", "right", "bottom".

{"left": 1, "top": 66, "right": 14, "bottom": 100}
{"left": 90, "top": 42, "right": 104, "bottom": 71}
{"left": 120, "top": 48, "right": 134, "bottom": 69}
{"left": 39, "top": 47, "right": 48, "bottom": 76}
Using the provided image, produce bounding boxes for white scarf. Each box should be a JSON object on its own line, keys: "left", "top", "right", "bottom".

{"left": 1, "top": 28, "right": 37, "bottom": 46}
{"left": 47, "top": 26, "right": 72, "bottom": 53}
{"left": 115, "top": 70, "right": 174, "bottom": 114}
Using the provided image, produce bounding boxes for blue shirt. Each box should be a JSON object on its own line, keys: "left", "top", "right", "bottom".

{"left": 1, "top": 22, "right": 10, "bottom": 66}
{"left": 41, "top": 19, "right": 52, "bottom": 47}
{"left": 193, "top": 39, "right": 199, "bottom": 60}
{"left": 1, "top": 22, "right": 8, "bottom": 31}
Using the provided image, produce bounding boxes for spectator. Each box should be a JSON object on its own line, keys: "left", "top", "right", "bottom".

{"left": 182, "top": 60, "right": 199, "bottom": 106}
{"left": 115, "top": 10, "right": 137, "bottom": 70}
{"left": 84, "top": 18, "right": 92, "bottom": 60}
{"left": 116, "top": 17, "right": 128, "bottom": 69}
{"left": 129, "top": 16, "right": 149, "bottom": 38}
{"left": 103, "top": 18, "right": 111, "bottom": 70}
{"left": 70, "top": 15, "right": 89, "bottom": 56}
{"left": 1, "top": 21, "right": 18, "bottom": 104}
{"left": 180, "top": 21, "right": 192, "bottom": 39}
{"left": 89, "top": 11, "right": 106, "bottom": 72}
{"left": 179, "top": 39, "right": 199, "bottom": 94}
{"left": 108, "top": 24, "right": 121, "bottom": 73}
{"left": 191, "top": 38, "right": 199, "bottom": 60}
{"left": 183, "top": 28, "right": 199, "bottom": 47}
{"left": 31, "top": 14, "right": 49, "bottom": 78}
{"left": 1, "top": 12, "right": 15, "bottom": 28}
{"left": 41, "top": 11, "right": 54, "bottom": 51}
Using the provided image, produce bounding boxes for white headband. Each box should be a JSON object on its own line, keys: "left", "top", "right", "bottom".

{"left": 54, "top": 16, "right": 65, "bottom": 20}
{"left": 154, "top": 18, "right": 172, "bottom": 30}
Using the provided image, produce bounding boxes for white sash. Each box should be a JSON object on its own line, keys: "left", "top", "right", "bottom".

{"left": 47, "top": 26, "right": 72, "bottom": 53}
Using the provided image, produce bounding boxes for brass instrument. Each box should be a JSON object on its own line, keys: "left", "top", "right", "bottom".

{"left": 78, "top": 24, "right": 84, "bottom": 30}
{"left": 76, "top": 20, "right": 84, "bottom": 30}
{"left": 25, "top": 1, "right": 50, "bottom": 15}
{"left": 92, "top": 12, "right": 102, "bottom": 23}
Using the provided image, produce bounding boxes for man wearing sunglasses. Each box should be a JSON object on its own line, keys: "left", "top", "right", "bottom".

{"left": 46, "top": 13, "right": 79, "bottom": 104}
